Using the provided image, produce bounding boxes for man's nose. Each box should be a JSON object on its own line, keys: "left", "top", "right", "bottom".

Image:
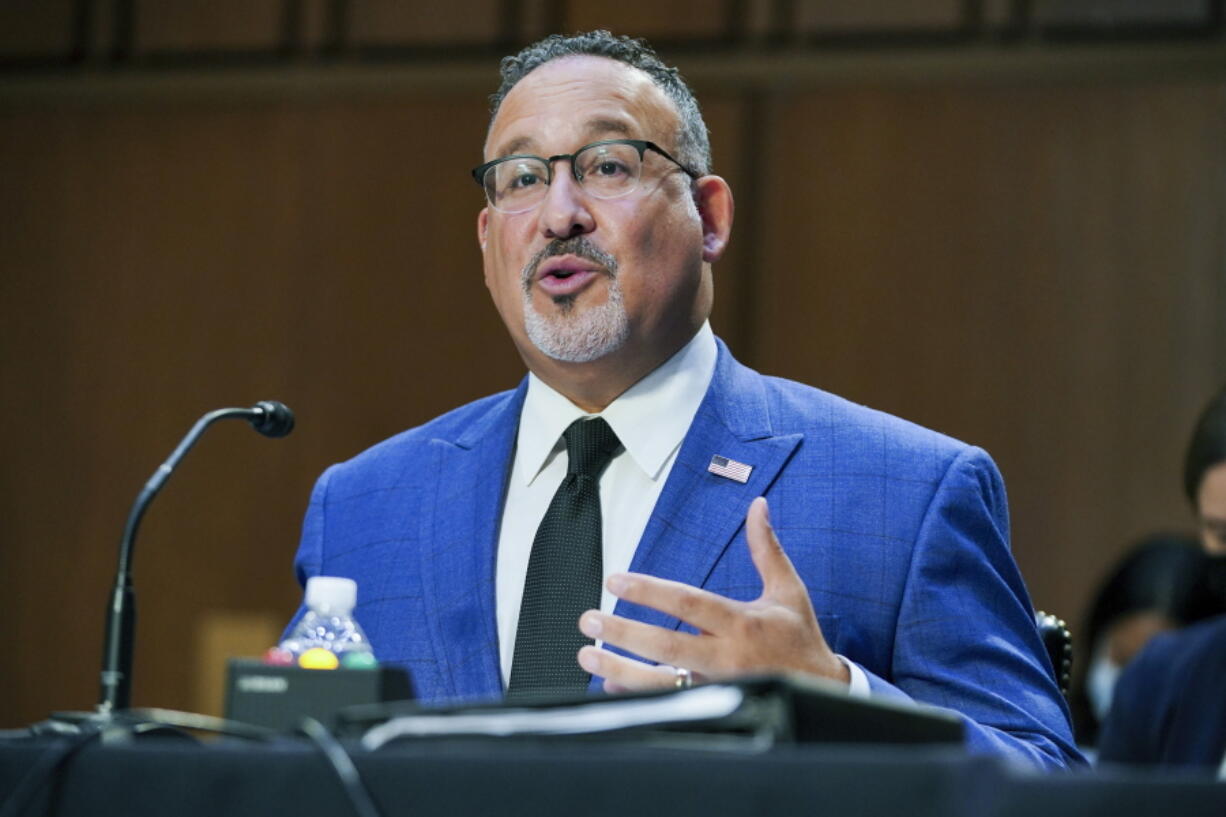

{"left": 539, "top": 166, "right": 595, "bottom": 239}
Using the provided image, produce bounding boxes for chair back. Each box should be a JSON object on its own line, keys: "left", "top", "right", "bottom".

{"left": 1035, "top": 610, "right": 1072, "bottom": 697}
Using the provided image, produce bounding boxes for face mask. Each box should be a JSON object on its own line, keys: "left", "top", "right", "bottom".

{"left": 1202, "top": 556, "right": 1226, "bottom": 609}
{"left": 1085, "top": 638, "right": 1121, "bottom": 722}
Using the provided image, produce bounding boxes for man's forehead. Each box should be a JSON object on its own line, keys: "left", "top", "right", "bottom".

{"left": 496, "top": 118, "right": 635, "bottom": 158}
{"left": 485, "top": 55, "right": 676, "bottom": 158}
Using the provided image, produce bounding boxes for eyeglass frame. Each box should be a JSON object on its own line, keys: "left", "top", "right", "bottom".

{"left": 470, "top": 138, "right": 702, "bottom": 213}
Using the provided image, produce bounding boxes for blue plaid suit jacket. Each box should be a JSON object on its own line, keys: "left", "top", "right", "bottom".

{"left": 290, "top": 339, "right": 1082, "bottom": 769}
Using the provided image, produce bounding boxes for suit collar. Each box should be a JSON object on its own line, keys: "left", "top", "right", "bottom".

{"left": 453, "top": 379, "right": 528, "bottom": 450}
{"left": 703, "top": 336, "right": 779, "bottom": 441}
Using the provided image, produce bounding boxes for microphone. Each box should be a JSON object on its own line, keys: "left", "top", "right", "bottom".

{"left": 249, "top": 400, "right": 295, "bottom": 438}
{"left": 98, "top": 401, "right": 296, "bottom": 714}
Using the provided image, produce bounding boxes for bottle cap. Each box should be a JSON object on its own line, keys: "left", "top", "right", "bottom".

{"left": 304, "top": 576, "right": 357, "bottom": 613}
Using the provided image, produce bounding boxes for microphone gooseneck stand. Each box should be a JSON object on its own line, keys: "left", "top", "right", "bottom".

{"left": 99, "top": 401, "right": 294, "bottom": 714}
{"left": 14, "top": 402, "right": 387, "bottom": 817}
{"left": 46, "top": 401, "right": 294, "bottom": 732}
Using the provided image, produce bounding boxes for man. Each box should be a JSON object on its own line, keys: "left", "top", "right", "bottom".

{"left": 289, "top": 31, "right": 1080, "bottom": 770}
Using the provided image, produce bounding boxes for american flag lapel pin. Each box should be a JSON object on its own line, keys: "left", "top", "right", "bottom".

{"left": 707, "top": 454, "right": 753, "bottom": 484}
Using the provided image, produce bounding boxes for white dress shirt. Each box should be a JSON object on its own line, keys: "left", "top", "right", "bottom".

{"left": 494, "top": 322, "right": 869, "bottom": 696}
{"left": 496, "top": 322, "right": 718, "bottom": 684}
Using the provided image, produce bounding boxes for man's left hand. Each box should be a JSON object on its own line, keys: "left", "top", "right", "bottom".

{"left": 576, "top": 496, "right": 850, "bottom": 693}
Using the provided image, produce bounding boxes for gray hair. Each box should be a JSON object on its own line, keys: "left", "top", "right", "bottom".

{"left": 489, "top": 30, "right": 711, "bottom": 176}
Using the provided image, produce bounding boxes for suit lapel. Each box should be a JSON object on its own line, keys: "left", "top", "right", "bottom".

{"left": 419, "top": 381, "right": 526, "bottom": 701}
{"left": 617, "top": 343, "right": 803, "bottom": 635}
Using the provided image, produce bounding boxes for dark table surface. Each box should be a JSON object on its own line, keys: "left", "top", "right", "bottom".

{"left": 2, "top": 732, "right": 1223, "bottom": 817}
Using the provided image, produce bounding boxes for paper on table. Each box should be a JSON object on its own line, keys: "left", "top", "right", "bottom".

{"left": 360, "top": 685, "right": 747, "bottom": 749}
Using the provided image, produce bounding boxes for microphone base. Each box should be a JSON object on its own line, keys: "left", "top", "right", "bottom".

{"left": 43, "top": 708, "right": 117, "bottom": 733}
{"left": 32, "top": 709, "right": 195, "bottom": 742}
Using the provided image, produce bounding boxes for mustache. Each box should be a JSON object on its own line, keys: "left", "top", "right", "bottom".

{"left": 521, "top": 237, "right": 618, "bottom": 289}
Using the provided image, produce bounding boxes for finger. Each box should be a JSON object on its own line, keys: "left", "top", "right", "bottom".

{"left": 605, "top": 572, "right": 738, "bottom": 635}
{"left": 577, "top": 645, "right": 677, "bottom": 692}
{"left": 745, "top": 496, "right": 806, "bottom": 601}
{"left": 579, "top": 610, "right": 706, "bottom": 671}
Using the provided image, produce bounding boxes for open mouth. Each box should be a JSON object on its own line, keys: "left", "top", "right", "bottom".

{"left": 534, "top": 254, "right": 603, "bottom": 297}
{"left": 537, "top": 267, "right": 598, "bottom": 297}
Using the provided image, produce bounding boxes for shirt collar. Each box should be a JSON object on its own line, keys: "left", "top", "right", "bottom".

{"left": 515, "top": 321, "right": 718, "bottom": 485}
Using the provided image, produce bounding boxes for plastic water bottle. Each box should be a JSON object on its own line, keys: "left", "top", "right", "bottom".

{"left": 276, "top": 576, "right": 376, "bottom": 669}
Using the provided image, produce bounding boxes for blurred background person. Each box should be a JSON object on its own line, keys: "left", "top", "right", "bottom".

{"left": 1096, "top": 610, "right": 1226, "bottom": 772}
{"left": 1070, "top": 533, "right": 1225, "bottom": 748}
{"left": 1185, "top": 385, "right": 1226, "bottom": 557}
{"left": 1096, "top": 385, "right": 1226, "bottom": 770}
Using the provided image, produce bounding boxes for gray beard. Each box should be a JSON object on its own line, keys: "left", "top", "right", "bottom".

{"left": 520, "top": 237, "right": 629, "bottom": 363}
{"left": 522, "top": 278, "right": 630, "bottom": 363}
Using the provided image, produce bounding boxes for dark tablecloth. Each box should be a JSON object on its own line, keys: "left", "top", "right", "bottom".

{"left": 2, "top": 735, "right": 1223, "bottom": 817}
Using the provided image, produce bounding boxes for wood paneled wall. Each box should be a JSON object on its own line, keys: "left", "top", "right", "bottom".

{"left": 1, "top": 54, "right": 1223, "bottom": 727}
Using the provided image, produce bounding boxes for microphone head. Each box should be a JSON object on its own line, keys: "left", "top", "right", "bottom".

{"left": 250, "top": 400, "right": 295, "bottom": 438}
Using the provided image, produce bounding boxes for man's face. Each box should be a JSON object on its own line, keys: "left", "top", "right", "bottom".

{"left": 477, "top": 56, "right": 717, "bottom": 389}
{"left": 1197, "top": 462, "right": 1226, "bottom": 554}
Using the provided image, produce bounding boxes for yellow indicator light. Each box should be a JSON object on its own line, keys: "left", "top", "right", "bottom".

{"left": 298, "top": 647, "right": 339, "bottom": 670}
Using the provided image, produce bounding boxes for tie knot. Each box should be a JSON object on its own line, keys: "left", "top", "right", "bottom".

{"left": 562, "top": 417, "right": 621, "bottom": 477}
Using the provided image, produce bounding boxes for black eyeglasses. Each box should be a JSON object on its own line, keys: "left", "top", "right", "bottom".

{"left": 471, "top": 138, "right": 700, "bottom": 214}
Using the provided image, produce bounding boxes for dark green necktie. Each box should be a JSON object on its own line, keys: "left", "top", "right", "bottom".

{"left": 507, "top": 417, "right": 621, "bottom": 701}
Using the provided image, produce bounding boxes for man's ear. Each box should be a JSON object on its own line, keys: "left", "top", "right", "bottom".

{"left": 477, "top": 207, "right": 489, "bottom": 251}
{"left": 693, "top": 176, "right": 734, "bottom": 263}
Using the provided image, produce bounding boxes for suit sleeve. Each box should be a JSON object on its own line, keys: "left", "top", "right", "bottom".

{"left": 857, "top": 447, "right": 1084, "bottom": 770}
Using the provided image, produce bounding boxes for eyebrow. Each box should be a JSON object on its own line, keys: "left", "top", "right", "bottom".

{"left": 497, "top": 135, "right": 536, "bottom": 157}
{"left": 494, "top": 118, "right": 636, "bottom": 159}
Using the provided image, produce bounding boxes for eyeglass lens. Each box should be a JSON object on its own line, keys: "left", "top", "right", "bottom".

{"left": 485, "top": 142, "right": 643, "bottom": 212}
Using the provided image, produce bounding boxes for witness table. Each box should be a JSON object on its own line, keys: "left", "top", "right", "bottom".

{"left": 1, "top": 734, "right": 1223, "bottom": 817}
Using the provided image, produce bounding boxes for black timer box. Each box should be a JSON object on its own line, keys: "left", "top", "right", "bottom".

{"left": 224, "top": 658, "right": 413, "bottom": 731}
